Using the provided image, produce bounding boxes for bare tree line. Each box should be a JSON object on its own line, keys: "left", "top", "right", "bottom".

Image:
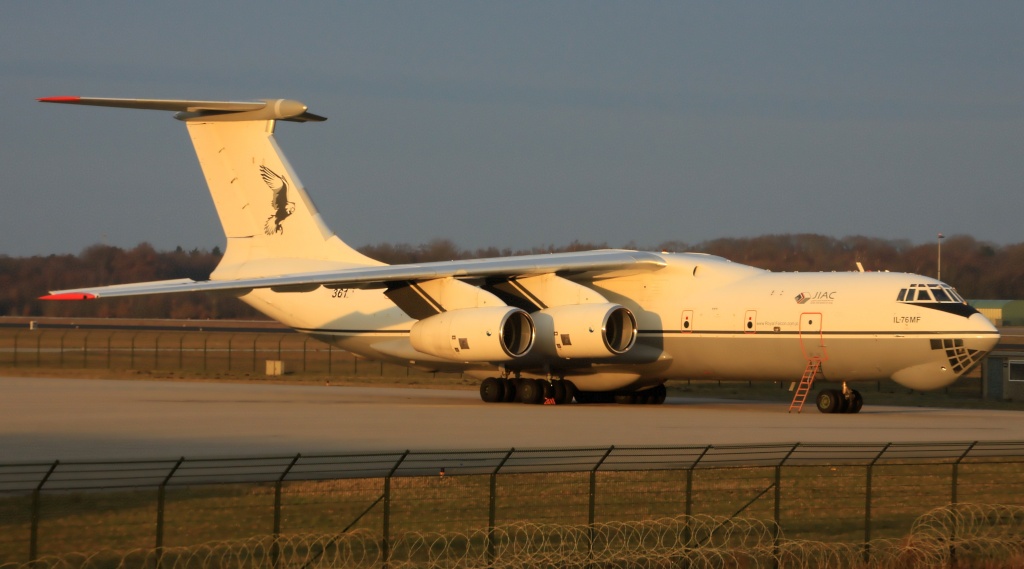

{"left": 2, "top": 234, "right": 1021, "bottom": 319}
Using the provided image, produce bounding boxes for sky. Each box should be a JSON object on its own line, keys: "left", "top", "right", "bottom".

{"left": 3, "top": 2, "right": 1023, "bottom": 257}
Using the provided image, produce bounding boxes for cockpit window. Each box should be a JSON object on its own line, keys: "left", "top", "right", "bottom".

{"left": 897, "top": 284, "right": 965, "bottom": 304}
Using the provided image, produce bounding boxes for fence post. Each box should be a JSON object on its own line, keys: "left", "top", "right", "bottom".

{"left": 773, "top": 444, "right": 799, "bottom": 567}
{"left": 273, "top": 453, "right": 302, "bottom": 568}
{"left": 685, "top": 445, "right": 711, "bottom": 553}
{"left": 227, "top": 335, "right": 233, "bottom": 371}
{"left": 951, "top": 441, "right": 976, "bottom": 506}
{"left": 488, "top": 448, "right": 515, "bottom": 565}
{"left": 58, "top": 331, "right": 67, "bottom": 367}
{"left": 863, "top": 442, "right": 891, "bottom": 562}
{"left": 252, "top": 334, "right": 259, "bottom": 372}
{"left": 587, "top": 445, "right": 615, "bottom": 563}
{"left": 383, "top": 451, "right": 409, "bottom": 569}
{"left": 130, "top": 332, "right": 137, "bottom": 368}
{"left": 154, "top": 333, "right": 162, "bottom": 369}
{"left": 156, "top": 457, "right": 184, "bottom": 569}
{"left": 686, "top": 445, "right": 712, "bottom": 517}
{"left": 29, "top": 460, "right": 59, "bottom": 564}
{"left": 82, "top": 331, "right": 90, "bottom": 368}
{"left": 12, "top": 330, "right": 18, "bottom": 367}
{"left": 178, "top": 336, "right": 184, "bottom": 370}
{"left": 106, "top": 333, "right": 112, "bottom": 369}
{"left": 949, "top": 441, "right": 977, "bottom": 565}
{"left": 203, "top": 337, "right": 208, "bottom": 371}
{"left": 589, "top": 446, "right": 615, "bottom": 526}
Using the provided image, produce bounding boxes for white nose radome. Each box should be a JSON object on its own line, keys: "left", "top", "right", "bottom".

{"left": 891, "top": 361, "right": 959, "bottom": 391}
{"left": 891, "top": 315, "right": 999, "bottom": 391}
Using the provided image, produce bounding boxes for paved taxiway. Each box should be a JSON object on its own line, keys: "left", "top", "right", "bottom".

{"left": 2, "top": 376, "right": 1022, "bottom": 462}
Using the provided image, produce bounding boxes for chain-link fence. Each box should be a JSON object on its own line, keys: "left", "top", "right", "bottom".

{"left": 2, "top": 442, "right": 1024, "bottom": 566}
{"left": 0, "top": 320, "right": 460, "bottom": 381}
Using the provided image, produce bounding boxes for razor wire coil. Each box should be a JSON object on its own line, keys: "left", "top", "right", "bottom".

{"left": 7, "top": 505, "right": 1024, "bottom": 569}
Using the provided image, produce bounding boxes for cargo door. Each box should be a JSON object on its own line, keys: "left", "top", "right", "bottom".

{"left": 799, "top": 312, "right": 828, "bottom": 360}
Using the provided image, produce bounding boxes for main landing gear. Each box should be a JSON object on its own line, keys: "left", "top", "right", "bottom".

{"left": 815, "top": 383, "right": 863, "bottom": 414}
{"left": 478, "top": 378, "right": 668, "bottom": 405}
{"left": 479, "top": 377, "right": 574, "bottom": 405}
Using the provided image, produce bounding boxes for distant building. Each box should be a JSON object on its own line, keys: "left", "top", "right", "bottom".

{"left": 972, "top": 300, "right": 1024, "bottom": 401}
{"left": 970, "top": 300, "right": 1024, "bottom": 327}
{"left": 983, "top": 349, "right": 1024, "bottom": 401}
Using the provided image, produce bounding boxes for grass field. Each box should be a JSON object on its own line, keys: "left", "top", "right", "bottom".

{"left": 3, "top": 456, "right": 1024, "bottom": 564}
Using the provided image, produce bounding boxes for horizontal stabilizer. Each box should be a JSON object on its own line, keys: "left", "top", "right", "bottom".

{"left": 38, "top": 97, "right": 326, "bottom": 122}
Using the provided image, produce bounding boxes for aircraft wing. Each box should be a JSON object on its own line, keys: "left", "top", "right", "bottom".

{"left": 42, "top": 250, "right": 667, "bottom": 300}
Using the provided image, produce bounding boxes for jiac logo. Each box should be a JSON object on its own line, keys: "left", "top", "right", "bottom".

{"left": 795, "top": 291, "right": 836, "bottom": 305}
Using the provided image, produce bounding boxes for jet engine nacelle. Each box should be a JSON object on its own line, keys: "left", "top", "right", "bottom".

{"left": 533, "top": 303, "right": 637, "bottom": 359}
{"left": 410, "top": 306, "right": 535, "bottom": 362}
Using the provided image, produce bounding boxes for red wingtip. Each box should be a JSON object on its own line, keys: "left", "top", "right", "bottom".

{"left": 37, "top": 96, "right": 81, "bottom": 103}
{"left": 40, "top": 292, "right": 96, "bottom": 301}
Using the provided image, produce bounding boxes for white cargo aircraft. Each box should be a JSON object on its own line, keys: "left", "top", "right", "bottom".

{"left": 38, "top": 97, "right": 1000, "bottom": 413}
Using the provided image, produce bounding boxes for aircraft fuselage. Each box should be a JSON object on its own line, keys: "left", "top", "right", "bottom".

{"left": 239, "top": 252, "right": 998, "bottom": 392}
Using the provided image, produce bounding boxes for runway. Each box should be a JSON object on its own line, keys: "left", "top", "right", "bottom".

{"left": 2, "top": 376, "right": 1023, "bottom": 462}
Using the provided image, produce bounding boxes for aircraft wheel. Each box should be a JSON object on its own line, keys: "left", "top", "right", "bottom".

{"left": 551, "top": 381, "right": 570, "bottom": 405}
{"left": 849, "top": 390, "right": 864, "bottom": 414}
{"left": 480, "top": 377, "right": 504, "bottom": 403}
{"left": 501, "top": 378, "right": 517, "bottom": 402}
{"left": 562, "top": 380, "right": 578, "bottom": 404}
{"left": 614, "top": 393, "right": 637, "bottom": 405}
{"left": 651, "top": 384, "right": 667, "bottom": 405}
{"left": 837, "top": 390, "right": 851, "bottom": 413}
{"left": 815, "top": 389, "right": 840, "bottom": 414}
{"left": 517, "top": 379, "right": 544, "bottom": 404}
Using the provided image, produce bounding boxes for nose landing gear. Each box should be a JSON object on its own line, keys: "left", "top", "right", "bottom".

{"left": 815, "top": 382, "right": 863, "bottom": 414}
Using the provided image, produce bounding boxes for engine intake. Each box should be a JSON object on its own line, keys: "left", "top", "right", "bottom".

{"left": 410, "top": 306, "right": 534, "bottom": 362}
{"left": 533, "top": 303, "right": 637, "bottom": 359}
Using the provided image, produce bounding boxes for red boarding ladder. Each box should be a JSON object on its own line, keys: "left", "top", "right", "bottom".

{"left": 788, "top": 358, "right": 822, "bottom": 413}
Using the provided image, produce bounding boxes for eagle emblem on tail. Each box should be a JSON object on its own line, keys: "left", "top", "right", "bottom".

{"left": 260, "top": 166, "right": 295, "bottom": 235}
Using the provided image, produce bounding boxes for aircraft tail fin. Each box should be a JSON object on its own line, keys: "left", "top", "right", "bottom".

{"left": 38, "top": 97, "right": 381, "bottom": 279}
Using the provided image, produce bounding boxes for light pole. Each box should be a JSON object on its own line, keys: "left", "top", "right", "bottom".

{"left": 937, "top": 233, "right": 944, "bottom": 281}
